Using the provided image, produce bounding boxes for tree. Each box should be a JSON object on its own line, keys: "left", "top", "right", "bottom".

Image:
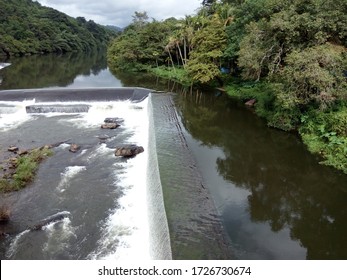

{"left": 0, "top": 0, "right": 117, "bottom": 57}
{"left": 108, "top": 17, "right": 179, "bottom": 70}
{"left": 132, "top": 11, "right": 149, "bottom": 28}
{"left": 237, "top": 0, "right": 347, "bottom": 81}
{"left": 186, "top": 15, "right": 227, "bottom": 83}
{"left": 276, "top": 43, "right": 347, "bottom": 110}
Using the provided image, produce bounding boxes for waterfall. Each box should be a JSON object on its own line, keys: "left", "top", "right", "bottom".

{"left": 26, "top": 104, "right": 91, "bottom": 114}
{"left": 146, "top": 94, "right": 172, "bottom": 259}
{"left": 0, "top": 104, "right": 19, "bottom": 114}
{"left": 0, "top": 100, "right": 35, "bottom": 131}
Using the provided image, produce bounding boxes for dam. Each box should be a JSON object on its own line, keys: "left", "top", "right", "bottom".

{"left": 0, "top": 87, "right": 231, "bottom": 260}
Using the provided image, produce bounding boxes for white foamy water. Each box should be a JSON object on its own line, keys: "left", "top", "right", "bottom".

{"left": 89, "top": 98, "right": 151, "bottom": 260}
{"left": 0, "top": 100, "right": 36, "bottom": 131}
{"left": 85, "top": 143, "right": 112, "bottom": 164}
{"left": 43, "top": 217, "right": 77, "bottom": 257}
{"left": 5, "top": 229, "right": 30, "bottom": 259}
{"left": 57, "top": 99, "right": 143, "bottom": 131}
{"left": 58, "top": 166, "right": 87, "bottom": 192}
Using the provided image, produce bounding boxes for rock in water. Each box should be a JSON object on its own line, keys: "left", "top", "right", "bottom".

{"left": 104, "top": 117, "right": 121, "bottom": 123}
{"left": 245, "top": 98, "right": 256, "bottom": 107}
{"left": 69, "top": 144, "right": 80, "bottom": 153}
{"left": 114, "top": 145, "right": 144, "bottom": 157}
{"left": 101, "top": 123, "right": 119, "bottom": 129}
{"left": 28, "top": 212, "right": 70, "bottom": 231}
{"left": 7, "top": 146, "right": 19, "bottom": 153}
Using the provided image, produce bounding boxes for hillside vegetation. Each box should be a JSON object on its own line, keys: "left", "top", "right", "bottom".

{"left": 0, "top": 0, "right": 117, "bottom": 57}
{"left": 108, "top": 0, "right": 347, "bottom": 173}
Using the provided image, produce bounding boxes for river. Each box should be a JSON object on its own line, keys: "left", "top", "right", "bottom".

{"left": 0, "top": 52, "right": 347, "bottom": 260}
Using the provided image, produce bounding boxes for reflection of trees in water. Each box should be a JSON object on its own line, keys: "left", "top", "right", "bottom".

{"left": 176, "top": 91, "right": 347, "bottom": 259}
{"left": 0, "top": 51, "right": 107, "bottom": 89}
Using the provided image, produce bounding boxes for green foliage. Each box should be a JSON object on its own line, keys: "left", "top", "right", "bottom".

{"left": 108, "top": 11, "right": 228, "bottom": 84}
{"left": 12, "top": 156, "right": 38, "bottom": 189}
{"left": 224, "top": 0, "right": 287, "bottom": 61}
{"left": 0, "top": 0, "right": 117, "bottom": 57}
{"left": 186, "top": 15, "right": 227, "bottom": 84}
{"left": 226, "top": 81, "right": 299, "bottom": 130}
{"left": 236, "top": 0, "right": 347, "bottom": 80}
{"left": 107, "top": 16, "right": 181, "bottom": 71}
{"left": 275, "top": 43, "right": 347, "bottom": 110}
{"left": 299, "top": 107, "right": 347, "bottom": 173}
{"left": 150, "top": 66, "right": 193, "bottom": 85}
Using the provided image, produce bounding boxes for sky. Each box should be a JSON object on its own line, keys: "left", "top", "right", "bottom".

{"left": 36, "top": 0, "right": 202, "bottom": 27}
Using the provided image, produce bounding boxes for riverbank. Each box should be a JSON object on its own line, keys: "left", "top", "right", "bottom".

{"left": 145, "top": 66, "right": 347, "bottom": 175}
{"left": 226, "top": 81, "right": 347, "bottom": 175}
{"left": 149, "top": 66, "right": 193, "bottom": 86}
{"left": 0, "top": 146, "right": 53, "bottom": 193}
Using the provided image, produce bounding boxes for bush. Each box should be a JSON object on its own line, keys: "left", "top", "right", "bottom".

{"left": 227, "top": 81, "right": 301, "bottom": 130}
{"left": 150, "top": 66, "right": 193, "bottom": 85}
{"left": 299, "top": 106, "right": 347, "bottom": 174}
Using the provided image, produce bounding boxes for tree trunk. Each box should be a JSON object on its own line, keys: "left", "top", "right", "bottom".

{"left": 183, "top": 37, "right": 187, "bottom": 66}
{"left": 168, "top": 51, "right": 175, "bottom": 71}
{"left": 176, "top": 42, "right": 185, "bottom": 67}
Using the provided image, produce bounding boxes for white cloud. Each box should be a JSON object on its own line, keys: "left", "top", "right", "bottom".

{"left": 36, "top": 0, "right": 201, "bottom": 27}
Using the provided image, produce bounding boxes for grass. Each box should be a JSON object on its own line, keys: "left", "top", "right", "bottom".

{"left": 149, "top": 66, "right": 193, "bottom": 86}
{"left": 0, "top": 147, "right": 53, "bottom": 192}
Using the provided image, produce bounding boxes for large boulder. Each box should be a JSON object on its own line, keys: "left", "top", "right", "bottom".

{"left": 114, "top": 145, "right": 144, "bottom": 157}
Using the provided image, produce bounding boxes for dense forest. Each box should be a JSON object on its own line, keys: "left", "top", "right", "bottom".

{"left": 108, "top": 0, "right": 347, "bottom": 173}
{"left": 0, "top": 0, "right": 117, "bottom": 57}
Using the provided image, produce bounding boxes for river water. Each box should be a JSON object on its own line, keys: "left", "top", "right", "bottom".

{"left": 0, "top": 52, "right": 347, "bottom": 260}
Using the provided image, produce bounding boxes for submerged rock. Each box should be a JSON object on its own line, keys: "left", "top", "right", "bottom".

{"left": 69, "top": 144, "right": 80, "bottom": 153}
{"left": 114, "top": 145, "right": 144, "bottom": 157}
{"left": 28, "top": 212, "right": 70, "bottom": 231}
{"left": 97, "top": 134, "right": 110, "bottom": 141}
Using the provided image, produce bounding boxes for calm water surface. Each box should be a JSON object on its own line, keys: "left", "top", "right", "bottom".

{"left": 175, "top": 93, "right": 347, "bottom": 259}
{"left": 1, "top": 52, "right": 347, "bottom": 259}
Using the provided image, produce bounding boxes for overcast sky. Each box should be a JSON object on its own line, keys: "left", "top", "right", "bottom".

{"left": 36, "top": 0, "right": 202, "bottom": 27}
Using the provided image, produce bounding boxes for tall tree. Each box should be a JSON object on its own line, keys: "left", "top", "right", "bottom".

{"left": 132, "top": 11, "right": 149, "bottom": 28}
{"left": 186, "top": 15, "right": 227, "bottom": 83}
